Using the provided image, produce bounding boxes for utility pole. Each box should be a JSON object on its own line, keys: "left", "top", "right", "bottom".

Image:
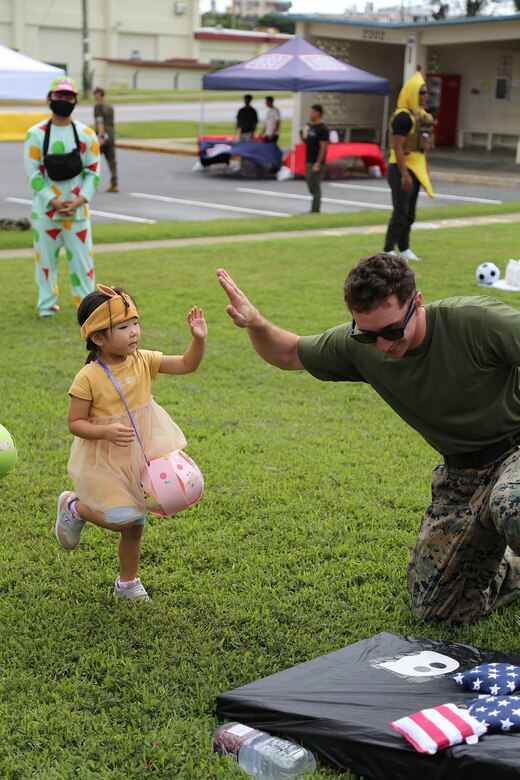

{"left": 82, "top": 0, "right": 91, "bottom": 98}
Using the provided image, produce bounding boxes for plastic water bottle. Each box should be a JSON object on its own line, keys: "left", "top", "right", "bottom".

{"left": 505, "top": 258, "right": 518, "bottom": 286}
{"left": 213, "top": 722, "right": 316, "bottom": 779}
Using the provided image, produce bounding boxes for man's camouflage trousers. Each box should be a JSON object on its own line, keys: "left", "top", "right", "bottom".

{"left": 408, "top": 446, "right": 520, "bottom": 625}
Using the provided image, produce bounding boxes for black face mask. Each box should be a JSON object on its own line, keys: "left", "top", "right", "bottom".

{"left": 50, "top": 99, "right": 75, "bottom": 117}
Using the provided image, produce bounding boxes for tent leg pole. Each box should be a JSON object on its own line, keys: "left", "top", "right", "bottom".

{"left": 292, "top": 92, "right": 303, "bottom": 149}
{"left": 199, "top": 89, "right": 205, "bottom": 142}
{"left": 381, "top": 94, "right": 389, "bottom": 153}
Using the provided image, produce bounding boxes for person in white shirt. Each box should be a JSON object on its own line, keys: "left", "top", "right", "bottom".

{"left": 262, "top": 96, "right": 281, "bottom": 144}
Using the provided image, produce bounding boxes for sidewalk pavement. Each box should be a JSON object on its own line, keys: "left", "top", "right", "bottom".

{"left": 115, "top": 138, "right": 520, "bottom": 189}
{"left": 2, "top": 212, "right": 520, "bottom": 261}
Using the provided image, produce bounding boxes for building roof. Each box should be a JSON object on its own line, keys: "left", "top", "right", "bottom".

{"left": 279, "top": 11, "right": 520, "bottom": 29}
{"left": 195, "top": 26, "right": 292, "bottom": 43}
{"left": 92, "top": 57, "right": 211, "bottom": 70}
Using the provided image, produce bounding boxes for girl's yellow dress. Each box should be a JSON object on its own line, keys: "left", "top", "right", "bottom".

{"left": 68, "top": 349, "right": 186, "bottom": 520}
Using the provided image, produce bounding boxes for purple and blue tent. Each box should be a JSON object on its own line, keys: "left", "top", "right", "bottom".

{"left": 202, "top": 35, "right": 389, "bottom": 94}
{"left": 200, "top": 36, "right": 390, "bottom": 148}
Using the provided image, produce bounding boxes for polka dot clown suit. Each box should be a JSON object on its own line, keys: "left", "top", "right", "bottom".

{"left": 23, "top": 112, "right": 100, "bottom": 317}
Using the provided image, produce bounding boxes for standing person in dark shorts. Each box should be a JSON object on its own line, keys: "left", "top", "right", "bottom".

{"left": 301, "top": 104, "right": 329, "bottom": 213}
{"left": 236, "top": 95, "right": 258, "bottom": 141}
{"left": 94, "top": 87, "right": 118, "bottom": 193}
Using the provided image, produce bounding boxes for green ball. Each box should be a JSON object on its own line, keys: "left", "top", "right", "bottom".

{"left": 0, "top": 424, "right": 18, "bottom": 480}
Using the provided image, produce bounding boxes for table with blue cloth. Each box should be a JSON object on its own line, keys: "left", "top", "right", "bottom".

{"left": 198, "top": 138, "right": 283, "bottom": 174}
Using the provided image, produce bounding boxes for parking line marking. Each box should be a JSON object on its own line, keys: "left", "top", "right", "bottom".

{"left": 329, "top": 182, "right": 502, "bottom": 205}
{"left": 236, "top": 187, "right": 391, "bottom": 211}
{"left": 130, "top": 192, "right": 290, "bottom": 217}
{"left": 5, "top": 197, "right": 157, "bottom": 224}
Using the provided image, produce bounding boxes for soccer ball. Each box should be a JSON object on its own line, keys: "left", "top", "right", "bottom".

{"left": 0, "top": 424, "right": 18, "bottom": 480}
{"left": 476, "top": 262, "right": 500, "bottom": 287}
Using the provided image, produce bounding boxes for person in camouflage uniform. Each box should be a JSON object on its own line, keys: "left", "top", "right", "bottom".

{"left": 93, "top": 87, "right": 118, "bottom": 192}
{"left": 217, "top": 255, "right": 520, "bottom": 625}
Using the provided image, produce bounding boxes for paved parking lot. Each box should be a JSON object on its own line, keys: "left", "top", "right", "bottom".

{"left": 1, "top": 141, "right": 517, "bottom": 226}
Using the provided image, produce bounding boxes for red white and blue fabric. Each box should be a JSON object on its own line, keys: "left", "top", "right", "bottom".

{"left": 450, "top": 662, "right": 520, "bottom": 695}
{"left": 467, "top": 695, "right": 520, "bottom": 733}
{"left": 389, "top": 703, "right": 487, "bottom": 754}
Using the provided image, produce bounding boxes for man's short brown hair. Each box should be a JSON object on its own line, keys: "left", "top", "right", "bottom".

{"left": 344, "top": 253, "right": 416, "bottom": 313}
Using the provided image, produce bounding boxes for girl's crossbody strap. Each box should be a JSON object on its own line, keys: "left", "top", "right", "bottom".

{"left": 95, "top": 359, "right": 150, "bottom": 466}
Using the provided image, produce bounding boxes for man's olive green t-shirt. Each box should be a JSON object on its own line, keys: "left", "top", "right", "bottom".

{"left": 297, "top": 296, "right": 520, "bottom": 455}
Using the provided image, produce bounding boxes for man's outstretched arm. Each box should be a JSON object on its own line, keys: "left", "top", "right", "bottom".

{"left": 217, "top": 268, "right": 304, "bottom": 370}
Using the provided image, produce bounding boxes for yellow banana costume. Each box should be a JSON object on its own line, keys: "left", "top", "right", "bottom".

{"left": 388, "top": 70, "right": 434, "bottom": 198}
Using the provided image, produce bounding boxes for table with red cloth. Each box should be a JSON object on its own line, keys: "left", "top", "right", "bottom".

{"left": 285, "top": 142, "right": 386, "bottom": 178}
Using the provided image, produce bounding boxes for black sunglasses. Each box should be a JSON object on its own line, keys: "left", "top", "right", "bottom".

{"left": 419, "top": 89, "right": 429, "bottom": 95}
{"left": 350, "top": 295, "right": 417, "bottom": 344}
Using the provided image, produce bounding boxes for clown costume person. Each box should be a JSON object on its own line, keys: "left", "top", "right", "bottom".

{"left": 383, "top": 68, "right": 434, "bottom": 262}
{"left": 23, "top": 76, "right": 100, "bottom": 318}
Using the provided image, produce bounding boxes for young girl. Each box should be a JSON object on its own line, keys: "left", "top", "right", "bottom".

{"left": 56, "top": 284, "right": 207, "bottom": 602}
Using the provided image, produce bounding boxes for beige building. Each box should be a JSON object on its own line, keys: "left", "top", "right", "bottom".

{"left": 0, "top": 0, "right": 202, "bottom": 89}
{"left": 0, "top": 0, "right": 290, "bottom": 92}
{"left": 1, "top": 0, "right": 519, "bottom": 162}
{"left": 95, "top": 28, "right": 291, "bottom": 90}
{"left": 289, "top": 13, "right": 520, "bottom": 161}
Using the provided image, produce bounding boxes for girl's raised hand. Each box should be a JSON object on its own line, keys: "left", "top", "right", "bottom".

{"left": 187, "top": 307, "right": 207, "bottom": 341}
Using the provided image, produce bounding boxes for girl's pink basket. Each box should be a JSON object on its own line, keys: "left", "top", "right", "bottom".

{"left": 95, "top": 360, "right": 204, "bottom": 519}
{"left": 141, "top": 449, "right": 204, "bottom": 518}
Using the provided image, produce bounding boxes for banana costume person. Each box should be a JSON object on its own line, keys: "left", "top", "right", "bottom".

{"left": 383, "top": 68, "right": 434, "bottom": 262}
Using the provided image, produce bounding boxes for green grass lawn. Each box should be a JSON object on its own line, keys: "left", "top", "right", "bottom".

{"left": 100, "top": 89, "right": 292, "bottom": 104}
{"left": 2, "top": 90, "right": 292, "bottom": 107}
{"left": 1, "top": 222, "right": 520, "bottom": 778}
{"left": 116, "top": 120, "right": 235, "bottom": 140}
{"left": 116, "top": 119, "right": 293, "bottom": 148}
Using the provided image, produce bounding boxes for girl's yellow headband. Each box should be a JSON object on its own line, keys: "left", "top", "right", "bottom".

{"left": 80, "top": 284, "right": 138, "bottom": 341}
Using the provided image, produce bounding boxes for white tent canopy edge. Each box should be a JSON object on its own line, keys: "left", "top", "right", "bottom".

{"left": 0, "top": 44, "right": 65, "bottom": 101}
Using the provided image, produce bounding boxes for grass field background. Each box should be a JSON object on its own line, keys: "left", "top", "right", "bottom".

{"left": 2, "top": 201, "right": 520, "bottom": 251}
{"left": 1, "top": 221, "right": 520, "bottom": 778}
{"left": 115, "top": 120, "right": 294, "bottom": 149}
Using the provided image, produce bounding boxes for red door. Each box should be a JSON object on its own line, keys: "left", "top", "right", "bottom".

{"left": 426, "top": 74, "right": 461, "bottom": 146}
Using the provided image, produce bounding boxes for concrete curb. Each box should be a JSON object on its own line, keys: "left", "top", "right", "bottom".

{"left": 430, "top": 170, "right": 520, "bottom": 188}
{"left": 116, "top": 139, "right": 199, "bottom": 157}
{"left": 2, "top": 212, "right": 520, "bottom": 261}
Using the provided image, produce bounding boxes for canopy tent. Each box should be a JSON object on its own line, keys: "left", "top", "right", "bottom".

{"left": 201, "top": 36, "right": 389, "bottom": 157}
{"left": 202, "top": 36, "right": 389, "bottom": 94}
{"left": 0, "top": 44, "right": 64, "bottom": 100}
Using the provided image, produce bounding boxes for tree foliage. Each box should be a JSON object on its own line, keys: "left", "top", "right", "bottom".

{"left": 200, "top": 11, "right": 251, "bottom": 30}
{"left": 200, "top": 11, "right": 295, "bottom": 32}
{"left": 431, "top": 0, "right": 514, "bottom": 17}
{"left": 255, "top": 14, "right": 296, "bottom": 33}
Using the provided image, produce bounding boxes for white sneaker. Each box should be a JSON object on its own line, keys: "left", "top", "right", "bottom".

{"left": 113, "top": 577, "right": 150, "bottom": 602}
{"left": 385, "top": 250, "right": 397, "bottom": 256}
{"left": 55, "top": 491, "right": 85, "bottom": 550}
{"left": 400, "top": 248, "right": 421, "bottom": 261}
